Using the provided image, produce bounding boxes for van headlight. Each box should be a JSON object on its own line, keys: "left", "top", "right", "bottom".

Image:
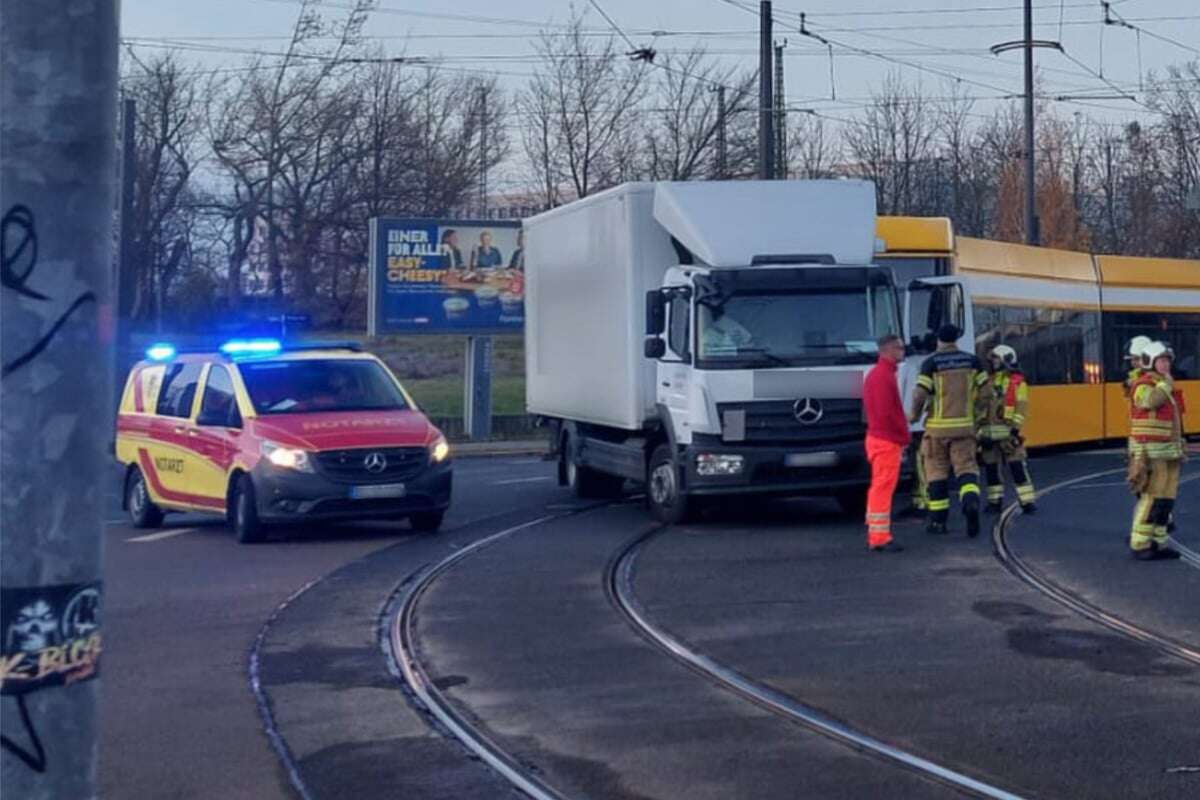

{"left": 430, "top": 436, "right": 451, "bottom": 464}
{"left": 262, "top": 441, "right": 314, "bottom": 473}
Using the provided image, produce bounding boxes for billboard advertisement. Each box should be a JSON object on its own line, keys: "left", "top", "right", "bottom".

{"left": 369, "top": 217, "right": 523, "bottom": 335}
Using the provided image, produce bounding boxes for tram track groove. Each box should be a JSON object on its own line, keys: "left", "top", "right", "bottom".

{"left": 993, "top": 468, "right": 1200, "bottom": 668}
{"left": 607, "top": 527, "right": 1028, "bottom": 800}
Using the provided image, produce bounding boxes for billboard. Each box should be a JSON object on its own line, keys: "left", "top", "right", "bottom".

{"left": 369, "top": 217, "right": 524, "bottom": 335}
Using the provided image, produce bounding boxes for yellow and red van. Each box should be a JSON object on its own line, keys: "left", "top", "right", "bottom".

{"left": 115, "top": 339, "right": 452, "bottom": 542}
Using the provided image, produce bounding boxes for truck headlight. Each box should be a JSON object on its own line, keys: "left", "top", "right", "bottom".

{"left": 262, "top": 441, "right": 314, "bottom": 473}
{"left": 696, "top": 453, "right": 744, "bottom": 476}
{"left": 429, "top": 436, "right": 451, "bottom": 464}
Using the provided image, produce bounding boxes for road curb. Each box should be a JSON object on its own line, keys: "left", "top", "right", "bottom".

{"left": 450, "top": 439, "right": 550, "bottom": 457}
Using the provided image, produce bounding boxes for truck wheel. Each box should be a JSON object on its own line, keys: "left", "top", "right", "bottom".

{"left": 126, "top": 467, "right": 164, "bottom": 529}
{"left": 232, "top": 475, "right": 265, "bottom": 544}
{"left": 564, "top": 434, "right": 623, "bottom": 499}
{"left": 835, "top": 489, "right": 868, "bottom": 517}
{"left": 647, "top": 444, "right": 692, "bottom": 524}
{"left": 409, "top": 511, "right": 445, "bottom": 533}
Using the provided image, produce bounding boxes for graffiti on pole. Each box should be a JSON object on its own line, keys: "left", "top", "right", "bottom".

{"left": 1, "top": 204, "right": 97, "bottom": 377}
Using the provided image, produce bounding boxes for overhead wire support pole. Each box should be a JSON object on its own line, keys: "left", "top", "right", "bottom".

{"left": 990, "top": 4, "right": 1062, "bottom": 247}
{"left": 775, "top": 38, "right": 787, "bottom": 180}
{"left": 759, "top": 1, "right": 775, "bottom": 180}
{"left": 711, "top": 84, "right": 728, "bottom": 179}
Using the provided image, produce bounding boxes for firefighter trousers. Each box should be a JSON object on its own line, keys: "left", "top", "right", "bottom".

{"left": 865, "top": 435, "right": 903, "bottom": 547}
{"left": 1130, "top": 458, "right": 1181, "bottom": 552}
{"left": 981, "top": 438, "right": 1035, "bottom": 507}
{"left": 921, "top": 434, "right": 981, "bottom": 526}
{"left": 908, "top": 435, "right": 928, "bottom": 511}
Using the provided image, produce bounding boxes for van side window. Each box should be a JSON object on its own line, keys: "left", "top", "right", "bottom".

{"left": 668, "top": 295, "right": 690, "bottom": 360}
{"left": 197, "top": 365, "right": 240, "bottom": 427}
{"left": 156, "top": 362, "right": 204, "bottom": 418}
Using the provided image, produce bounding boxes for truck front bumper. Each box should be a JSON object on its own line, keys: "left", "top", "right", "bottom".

{"left": 682, "top": 439, "right": 904, "bottom": 496}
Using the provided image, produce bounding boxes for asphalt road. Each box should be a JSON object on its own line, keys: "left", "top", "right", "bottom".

{"left": 101, "top": 449, "right": 1200, "bottom": 799}
{"left": 99, "top": 454, "right": 560, "bottom": 800}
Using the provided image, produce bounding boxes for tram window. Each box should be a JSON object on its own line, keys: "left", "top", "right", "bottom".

{"left": 1104, "top": 311, "right": 1200, "bottom": 380}
{"left": 973, "top": 303, "right": 1094, "bottom": 385}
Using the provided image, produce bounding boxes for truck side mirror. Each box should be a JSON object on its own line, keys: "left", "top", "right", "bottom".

{"left": 645, "top": 291, "right": 666, "bottom": 335}
{"left": 644, "top": 337, "right": 666, "bottom": 359}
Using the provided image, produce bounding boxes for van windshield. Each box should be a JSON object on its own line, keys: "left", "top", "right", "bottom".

{"left": 238, "top": 359, "right": 410, "bottom": 414}
{"left": 695, "top": 269, "right": 900, "bottom": 369}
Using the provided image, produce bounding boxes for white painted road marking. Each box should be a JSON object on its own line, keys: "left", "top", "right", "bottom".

{"left": 125, "top": 527, "right": 198, "bottom": 543}
{"left": 493, "top": 476, "right": 553, "bottom": 486}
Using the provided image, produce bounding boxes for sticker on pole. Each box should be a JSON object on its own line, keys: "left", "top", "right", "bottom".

{"left": 1, "top": 582, "right": 102, "bottom": 694}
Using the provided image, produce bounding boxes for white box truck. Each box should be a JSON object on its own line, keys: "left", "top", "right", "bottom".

{"left": 524, "top": 180, "right": 971, "bottom": 523}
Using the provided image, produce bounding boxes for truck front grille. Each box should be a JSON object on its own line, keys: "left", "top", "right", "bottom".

{"left": 718, "top": 399, "right": 864, "bottom": 444}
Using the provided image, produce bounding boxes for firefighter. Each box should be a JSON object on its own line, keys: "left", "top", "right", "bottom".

{"left": 979, "top": 345, "right": 1036, "bottom": 514}
{"left": 1127, "top": 341, "right": 1185, "bottom": 561}
{"left": 910, "top": 324, "right": 990, "bottom": 537}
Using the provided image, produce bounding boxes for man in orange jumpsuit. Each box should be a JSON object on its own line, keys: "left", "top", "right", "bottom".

{"left": 862, "top": 334, "right": 910, "bottom": 552}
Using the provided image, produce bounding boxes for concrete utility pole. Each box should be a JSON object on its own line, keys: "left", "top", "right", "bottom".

{"left": 1022, "top": 0, "right": 1038, "bottom": 244}
{"left": 116, "top": 97, "right": 137, "bottom": 414}
{"left": 711, "top": 84, "right": 727, "bottom": 179}
{"left": 478, "top": 85, "right": 489, "bottom": 217}
{"left": 758, "top": 1, "right": 775, "bottom": 180}
{"left": 1, "top": 2, "right": 117, "bottom": 797}
{"left": 774, "top": 39, "right": 787, "bottom": 180}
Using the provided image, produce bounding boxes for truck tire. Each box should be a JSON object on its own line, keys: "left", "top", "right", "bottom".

{"left": 835, "top": 489, "right": 868, "bottom": 518}
{"left": 563, "top": 434, "right": 624, "bottom": 499}
{"left": 409, "top": 511, "right": 445, "bottom": 533}
{"left": 647, "top": 444, "right": 692, "bottom": 524}
{"left": 126, "top": 467, "right": 164, "bottom": 529}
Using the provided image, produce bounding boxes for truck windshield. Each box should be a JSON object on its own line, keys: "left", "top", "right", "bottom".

{"left": 696, "top": 276, "right": 900, "bottom": 369}
{"left": 238, "top": 359, "right": 410, "bottom": 414}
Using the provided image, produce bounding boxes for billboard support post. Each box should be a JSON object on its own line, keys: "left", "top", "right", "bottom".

{"left": 463, "top": 336, "right": 493, "bottom": 440}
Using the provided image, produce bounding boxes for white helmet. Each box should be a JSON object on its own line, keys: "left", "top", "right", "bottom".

{"left": 989, "top": 344, "right": 1019, "bottom": 370}
{"left": 1126, "top": 335, "right": 1152, "bottom": 360}
{"left": 1139, "top": 340, "right": 1172, "bottom": 370}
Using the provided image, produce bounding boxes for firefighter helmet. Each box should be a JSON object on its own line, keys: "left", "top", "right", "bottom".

{"left": 1138, "top": 340, "right": 1173, "bottom": 370}
{"left": 1126, "top": 335, "right": 1152, "bottom": 361}
{"left": 989, "top": 344, "right": 1019, "bottom": 370}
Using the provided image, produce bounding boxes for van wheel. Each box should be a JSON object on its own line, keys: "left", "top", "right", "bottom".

{"left": 647, "top": 444, "right": 692, "bottom": 524}
{"left": 563, "top": 434, "right": 623, "bottom": 499}
{"left": 409, "top": 511, "right": 445, "bottom": 533}
{"left": 232, "top": 475, "right": 264, "bottom": 544}
{"left": 126, "top": 468, "right": 164, "bottom": 529}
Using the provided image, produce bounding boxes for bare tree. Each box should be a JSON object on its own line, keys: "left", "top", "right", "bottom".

{"left": 122, "top": 51, "right": 204, "bottom": 322}
{"left": 519, "top": 13, "right": 648, "bottom": 205}
{"left": 844, "top": 74, "right": 938, "bottom": 215}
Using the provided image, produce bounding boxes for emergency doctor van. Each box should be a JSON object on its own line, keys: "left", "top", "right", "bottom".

{"left": 115, "top": 340, "right": 452, "bottom": 542}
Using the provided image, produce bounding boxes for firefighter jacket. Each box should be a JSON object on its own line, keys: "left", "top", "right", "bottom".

{"left": 911, "top": 343, "right": 989, "bottom": 439}
{"left": 1129, "top": 372, "right": 1186, "bottom": 460}
{"left": 979, "top": 369, "right": 1029, "bottom": 443}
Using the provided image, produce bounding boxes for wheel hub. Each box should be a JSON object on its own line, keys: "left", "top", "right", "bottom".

{"left": 650, "top": 463, "right": 676, "bottom": 506}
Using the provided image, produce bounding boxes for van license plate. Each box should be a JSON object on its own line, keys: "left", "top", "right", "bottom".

{"left": 784, "top": 452, "right": 839, "bottom": 468}
{"left": 350, "top": 484, "right": 406, "bottom": 499}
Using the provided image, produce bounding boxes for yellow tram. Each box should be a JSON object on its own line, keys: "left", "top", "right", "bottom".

{"left": 875, "top": 218, "right": 1200, "bottom": 447}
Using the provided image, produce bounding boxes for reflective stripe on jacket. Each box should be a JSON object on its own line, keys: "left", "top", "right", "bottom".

{"left": 911, "top": 344, "right": 988, "bottom": 438}
{"left": 1129, "top": 372, "right": 1184, "bottom": 459}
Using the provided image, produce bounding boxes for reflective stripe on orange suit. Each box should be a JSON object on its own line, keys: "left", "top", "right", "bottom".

{"left": 866, "top": 434, "right": 903, "bottom": 547}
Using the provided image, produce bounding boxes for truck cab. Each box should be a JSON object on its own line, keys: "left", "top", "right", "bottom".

{"left": 524, "top": 180, "right": 973, "bottom": 524}
{"left": 644, "top": 261, "right": 906, "bottom": 518}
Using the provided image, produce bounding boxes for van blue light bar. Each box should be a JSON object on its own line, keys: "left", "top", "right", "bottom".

{"left": 145, "top": 343, "right": 176, "bottom": 361}
{"left": 219, "top": 338, "right": 282, "bottom": 357}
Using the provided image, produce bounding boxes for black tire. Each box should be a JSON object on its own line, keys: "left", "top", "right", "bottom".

{"left": 126, "top": 467, "right": 164, "bottom": 529}
{"left": 647, "top": 444, "right": 692, "bottom": 524}
{"left": 835, "top": 489, "right": 868, "bottom": 518}
{"left": 409, "top": 510, "right": 445, "bottom": 533}
{"left": 563, "top": 434, "right": 624, "bottom": 499}
{"left": 232, "top": 474, "right": 264, "bottom": 544}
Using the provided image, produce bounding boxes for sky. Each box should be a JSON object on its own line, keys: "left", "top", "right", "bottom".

{"left": 121, "top": 0, "right": 1199, "bottom": 186}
